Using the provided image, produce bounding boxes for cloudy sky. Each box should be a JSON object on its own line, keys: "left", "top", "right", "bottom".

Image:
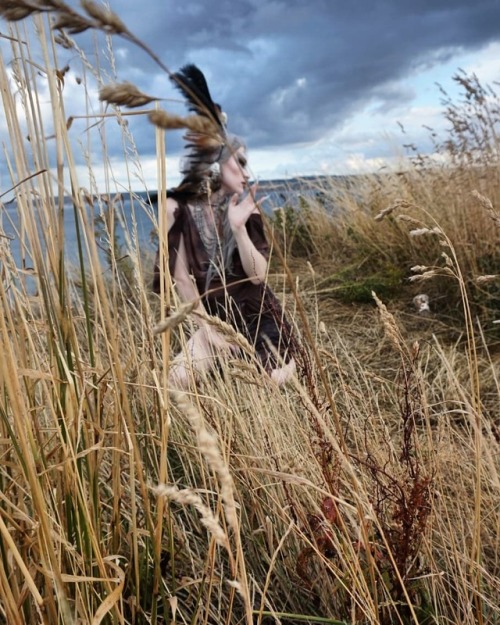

{"left": 2, "top": 0, "right": 500, "bottom": 192}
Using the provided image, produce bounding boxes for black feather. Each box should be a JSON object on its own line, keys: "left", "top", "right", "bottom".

{"left": 171, "top": 64, "right": 224, "bottom": 132}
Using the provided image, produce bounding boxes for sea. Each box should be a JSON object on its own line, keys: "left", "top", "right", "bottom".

{"left": 0, "top": 175, "right": 360, "bottom": 284}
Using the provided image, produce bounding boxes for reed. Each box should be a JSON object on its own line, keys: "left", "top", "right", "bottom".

{"left": 0, "top": 5, "right": 498, "bottom": 625}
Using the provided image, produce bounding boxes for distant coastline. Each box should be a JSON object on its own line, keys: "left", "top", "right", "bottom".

{"left": 145, "top": 172, "right": 375, "bottom": 213}
{"left": 2, "top": 172, "right": 378, "bottom": 216}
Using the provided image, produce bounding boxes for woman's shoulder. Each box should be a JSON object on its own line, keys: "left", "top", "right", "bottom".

{"left": 166, "top": 196, "right": 180, "bottom": 219}
{"left": 166, "top": 194, "right": 192, "bottom": 227}
{"left": 153, "top": 195, "right": 187, "bottom": 234}
{"left": 165, "top": 189, "right": 194, "bottom": 220}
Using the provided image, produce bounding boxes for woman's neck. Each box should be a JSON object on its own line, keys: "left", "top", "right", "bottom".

{"left": 194, "top": 191, "right": 228, "bottom": 213}
{"left": 207, "top": 189, "right": 228, "bottom": 207}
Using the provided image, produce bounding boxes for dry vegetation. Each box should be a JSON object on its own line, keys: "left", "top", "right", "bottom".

{"left": 0, "top": 3, "right": 499, "bottom": 625}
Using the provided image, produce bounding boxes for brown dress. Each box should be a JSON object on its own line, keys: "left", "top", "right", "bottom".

{"left": 153, "top": 200, "right": 295, "bottom": 371}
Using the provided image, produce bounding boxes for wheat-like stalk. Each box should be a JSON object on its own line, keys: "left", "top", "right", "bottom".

{"left": 153, "top": 484, "right": 229, "bottom": 548}
{"left": 152, "top": 300, "right": 198, "bottom": 335}
{"left": 99, "top": 82, "right": 159, "bottom": 108}
{"left": 0, "top": 5, "right": 498, "bottom": 625}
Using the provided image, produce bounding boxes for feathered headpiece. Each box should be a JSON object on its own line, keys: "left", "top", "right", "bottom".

{"left": 171, "top": 64, "right": 227, "bottom": 152}
{"left": 163, "top": 64, "right": 244, "bottom": 198}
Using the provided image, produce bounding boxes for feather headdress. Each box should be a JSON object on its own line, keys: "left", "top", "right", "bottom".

{"left": 171, "top": 64, "right": 227, "bottom": 151}
{"left": 165, "top": 64, "right": 245, "bottom": 199}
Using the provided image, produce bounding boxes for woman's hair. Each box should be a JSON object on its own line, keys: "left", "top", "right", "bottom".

{"left": 166, "top": 65, "right": 248, "bottom": 200}
{"left": 173, "top": 134, "right": 246, "bottom": 199}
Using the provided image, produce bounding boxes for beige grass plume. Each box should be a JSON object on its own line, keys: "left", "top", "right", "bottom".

{"left": 472, "top": 190, "right": 500, "bottom": 226}
{"left": 152, "top": 301, "right": 198, "bottom": 335}
{"left": 148, "top": 111, "right": 222, "bottom": 140}
{"left": 476, "top": 274, "right": 499, "bottom": 284}
{"left": 170, "top": 390, "right": 239, "bottom": 533}
{"left": 80, "top": 0, "right": 127, "bottom": 34}
{"left": 99, "top": 82, "right": 159, "bottom": 108}
{"left": 372, "top": 291, "right": 407, "bottom": 355}
{"left": 153, "top": 484, "right": 229, "bottom": 548}
{"left": 0, "top": 0, "right": 43, "bottom": 22}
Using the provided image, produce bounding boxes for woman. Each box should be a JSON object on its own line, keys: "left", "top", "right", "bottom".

{"left": 153, "top": 65, "right": 298, "bottom": 388}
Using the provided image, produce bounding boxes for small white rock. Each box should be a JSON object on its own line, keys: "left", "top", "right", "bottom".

{"left": 413, "top": 293, "right": 430, "bottom": 315}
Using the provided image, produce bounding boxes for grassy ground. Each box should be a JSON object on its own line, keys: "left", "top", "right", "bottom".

{"left": 0, "top": 4, "right": 499, "bottom": 625}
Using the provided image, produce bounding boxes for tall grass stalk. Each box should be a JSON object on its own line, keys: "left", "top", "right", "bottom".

{"left": 0, "top": 5, "right": 499, "bottom": 625}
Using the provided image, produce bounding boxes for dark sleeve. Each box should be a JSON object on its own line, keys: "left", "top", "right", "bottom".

{"left": 152, "top": 205, "right": 183, "bottom": 293}
{"left": 246, "top": 213, "right": 270, "bottom": 260}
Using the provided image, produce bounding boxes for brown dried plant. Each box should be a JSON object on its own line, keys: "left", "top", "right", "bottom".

{"left": 99, "top": 82, "right": 159, "bottom": 108}
{"left": 365, "top": 296, "right": 433, "bottom": 609}
{"left": 148, "top": 110, "right": 216, "bottom": 133}
{"left": 80, "top": 0, "right": 127, "bottom": 33}
{"left": 2, "top": 5, "right": 499, "bottom": 625}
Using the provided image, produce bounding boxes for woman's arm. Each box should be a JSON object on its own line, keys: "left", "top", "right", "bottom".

{"left": 172, "top": 234, "right": 204, "bottom": 307}
{"left": 153, "top": 197, "right": 180, "bottom": 293}
{"left": 232, "top": 224, "right": 268, "bottom": 284}
{"left": 227, "top": 189, "right": 268, "bottom": 284}
{"left": 173, "top": 233, "right": 234, "bottom": 351}
{"left": 165, "top": 197, "right": 178, "bottom": 233}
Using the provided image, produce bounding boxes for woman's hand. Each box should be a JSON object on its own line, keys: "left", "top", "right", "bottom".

{"left": 225, "top": 182, "right": 269, "bottom": 284}
{"left": 227, "top": 182, "right": 263, "bottom": 233}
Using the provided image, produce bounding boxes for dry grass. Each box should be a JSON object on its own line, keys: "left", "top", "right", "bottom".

{"left": 0, "top": 7, "right": 499, "bottom": 625}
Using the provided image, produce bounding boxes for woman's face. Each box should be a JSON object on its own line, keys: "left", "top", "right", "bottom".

{"left": 220, "top": 147, "right": 249, "bottom": 195}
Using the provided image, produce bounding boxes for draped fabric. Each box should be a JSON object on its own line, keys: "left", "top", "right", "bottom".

{"left": 153, "top": 201, "right": 296, "bottom": 370}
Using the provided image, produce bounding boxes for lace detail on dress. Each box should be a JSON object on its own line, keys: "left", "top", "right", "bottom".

{"left": 190, "top": 200, "right": 234, "bottom": 290}
{"left": 190, "top": 201, "right": 219, "bottom": 258}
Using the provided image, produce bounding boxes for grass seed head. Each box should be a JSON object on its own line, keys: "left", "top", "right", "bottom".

{"left": 476, "top": 274, "right": 499, "bottom": 284}
{"left": 81, "top": 0, "right": 127, "bottom": 34}
{"left": 152, "top": 301, "right": 198, "bottom": 335}
{"left": 0, "top": 0, "right": 42, "bottom": 21}
{"left": 99, "top": 82, "right": 158, "bottom": 108}
{"left": 153, "top": 484, "right": 228, "bottom": 547}
{"left": 148, "top": 111, "right": 217, "bottom": 136}
{"left": 409, "top": 226, "right": 442, "bottom": 237}
{"left": 52, "top": 11, "right": 93, "bottom": 34}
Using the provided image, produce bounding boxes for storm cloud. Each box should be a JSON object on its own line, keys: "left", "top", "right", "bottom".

{"left": 1, "top": 0, "right": 500, "bottom": 186}
{"left": 103, "top": 0, "right": 500, "bottom": 151}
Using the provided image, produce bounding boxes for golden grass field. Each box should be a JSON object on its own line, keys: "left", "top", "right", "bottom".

{"left": 0, "top": 3, "right": 499, "bottom": 624}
